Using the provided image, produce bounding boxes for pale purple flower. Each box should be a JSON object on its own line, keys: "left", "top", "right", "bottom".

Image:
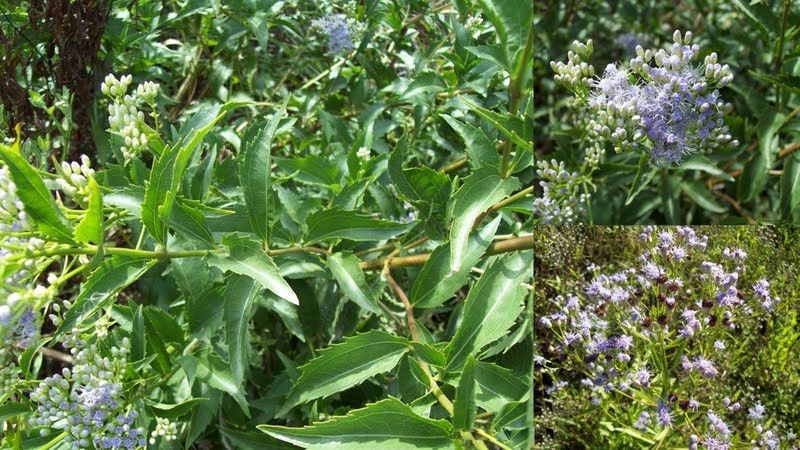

{"left": 749, "top": 402, "right": 766, "bottom": 421}
{"left": 656, "top": 400, "right": 671, "bottom": 427}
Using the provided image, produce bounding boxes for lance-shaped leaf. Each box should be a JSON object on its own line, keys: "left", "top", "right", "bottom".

{"left": 56, "top": 256, "right": 157, "bottom": 336}
{"left": 240, "top": 102, "right": 286, "bottom": 242}
{"left": 208, "top": 234, "right": 298, "bottom": 305}
{"left": 279, "top": 331, "right": 410, "bottom": 415}
{"left": 180, "top": 352, "right": 250, "bottom": 417}
{"left": 453, "top": 355, "right": 478, "bottom": 430}
{"left": 74, "top": 177, "right": 104, "bottom": 244}
{"left": 328, "top": 252, "right": 381, "bottom": 314}
{"left": 445, "top": 250, "right": 532, "bottom": 370}
{"left": 412, "top": 216, "right": 500, "bottom": 308}
{"left": 780, "top": 152, "right": 800, "bottom": 220}
{"left": 143, "top": 101, "right": 251, "bottom": 243}
{"left": 441, "top": 114, "right": 500, "bottom": 168}
{"left": 0, "top": 138, "right": 74, "bottom": 243}
{"left": 262, "top": 397, "right": 455, "bottom": 450}
{"left": 448, "top": 168, "right": 518, "bottom": 271}
{"left": 224, "top": 274, "right": 260, "bottom": 385}
{"left": 306, "top": 208, "right": 415, "bottom": 243}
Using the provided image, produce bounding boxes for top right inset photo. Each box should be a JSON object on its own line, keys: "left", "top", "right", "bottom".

{"left": 534, "top": 0, "right": 800, "bottom": 225}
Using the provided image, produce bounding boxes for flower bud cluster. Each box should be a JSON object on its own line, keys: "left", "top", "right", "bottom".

{"left": 29, "top": 336, "right": 146, "bottom": 449}
{"left": 101, "top": 74, "right": 159, "bottom": 163}
{"left": 550, "top": 40, "right": 595, "bottom": 94}
{"left": 537, "top": 227, "right": 792, "bottom": 445}
{"left": 554, "top": 30, "right": 737, "bottom": 166}
{"left": 149, "top": 417, "right": 178, "bottom": 444}
{"left": 56, "top": 155, "right": 95, "bottom": 203}
{"left": 0, "top": 165, "right": 44, "bottom": 278}
{"left": 533, "top": 159, "right": 589, "bottom": 225}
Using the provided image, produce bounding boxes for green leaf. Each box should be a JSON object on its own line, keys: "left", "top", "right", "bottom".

{"left": 274, "top": 155, "right": 340, "bottom": 187}
{"left": 441, "top": 114, "right": 500, "bottom": 168}
{"left": 130, "top": 305, "right": 145, "bottom": 362}
{"left": 478, "top": 0, "right": 532, "bottom": 50}
{"left": 240, "top": 102, "right": 286, "bottom": 242}
{"left": 164, "top": 197, "right": 214, "bottom": 246}
{"left": 328, "top": 252, "right": 381, "bottom": 314}
{"left": 224, "top": 274, "right": 260, "bottom": 385}
{"left": 678, "top": 154, "right": 734, "bottom": 182}
{"left": 445, "top": 251, "right": 531, "bottom": 370}
{"left": 143, "top": 101, "right": 251, "bottom": 243}
{"left": 780, "top": 153, "right": 800, "bottom": 220}
{"left": 662, "top": 175, "right": 681, "bottom": 224}
{"left": 730, "top": 0, "right": 778, "bottom": 39}
{"left": 474, "top": 361, "right": 528, "bottom": 413}
{"left": 147, "top": 398, "right": 209, "bottom": 420}
{"left": 262, "top": 397, "right": 455, "bottom": 450}
{"left": 74, "top": 177, "right": 104, "bottom": 244}
{"left": 738, "top": 110, "right": 785, "bottom": 202}
{"left": 280, "top": 331, "right": 410, "bottom": 415}
{"left": 56, "top": 256, "right": 156, "bottom": 336}
{"left": 465, "top": 45, "right": 511, "bottom": 73}
{"left": 453, "top": 355, "right": 477, "bottom": 430}
{"left": 208, "top": 234, "right": 298, "bottom": 305}
{"left": 306, "top": 208, "right": 415, "bottom": 243}
{"left": 0, "top": 139, "right": 74, "bottom": 243}
{"left": 180, "top": 352, "right": 250, "bottom": 417}
{"left": 680, "top": 180, "right": 726, "bottom": 214}
{"left": 412, "top": 216, "right": 500, "bottom": 308}
{"left": 0, "top": 402, "right": 31, "bottom": 421}
{"left": 448, "top": 168, "right": 518, "bottom": 271}
{"left": 625, "top": 153, "right": 658, "bottom": 206}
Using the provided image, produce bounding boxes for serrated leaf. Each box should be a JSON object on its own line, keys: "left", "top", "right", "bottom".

{"left": 441, "top": 114, "right": 500, "bottom": 168}
{"left": 164, "top": 197, "right": 214, "bottom": 246}
{"left": 240, "top": 102, "right": 286, "bottom": 242}
{"left": 0, "top": 138, "right": 74, "bottom": 243}
{"left": 280, "top": 331, "right": 410, "bottom": 415}
{"left": 208, "top": 234, "right": 298, "bottom": 305}
{"left": 412, "top": 216, "right": 500, "bottom": 308}
{"left": 328, "top": 252, "right": 381, "bottom": 314}
{"left": 474, "top": 361, "right": 528, "bottom": 413}
{"left": 448, "top": 168, "right": 518, "bottom": 271}
{"left": 56, "top": 256, "right": 157, "bottom": 337}
{"left": 224, "top": 274, "right": 260, "bottom": 385}
{"left": 306, "top": 208, "right": 415, "bottom": 243}
{"left": 74, "top": 177, "right": 103, "bottom": 244}
{"left": 180, "top": 352, "right": 250, "bottom": 417}
{"left": 274, "top": 155, "right": 340, "bottom": 186}
{"left": 478, "top": 0, "right": 532, "bottom": 50}
{"left": 143, "top": 101, "right": 251, "bottom": 243}
{"left": 453, "top": 355, "right": 477, "bottom": 430}
{"left": 445, "top": 251, "right": 531, "bottom": 370}
{"left": 262, "top": 397, "right": 455, "bottom": 450}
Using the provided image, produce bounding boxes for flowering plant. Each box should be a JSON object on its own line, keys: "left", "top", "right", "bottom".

{"left": 534, "top": 226, "right": 800, "bottom": 448}
{"left": 534, "top": 1, "right": 800, "bottom": 224}
{"left": 0, "top": 1, "right": 533, "bottom": 449}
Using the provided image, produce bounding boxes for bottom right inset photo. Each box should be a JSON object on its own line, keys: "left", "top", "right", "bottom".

{"left": 533, "top": 226, "right": 800, "bottom": 449}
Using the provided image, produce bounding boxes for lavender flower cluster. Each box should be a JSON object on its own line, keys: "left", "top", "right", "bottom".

{"left": 552, "top": 30, "right": 738, "bottom": 166}
{"left": 533, "top": 159, "right": 590, "bottom": 225}
{"left": 538, "top": 227, "right": 794, "bottom": 448}
{"left": 312, "top": 14, "right": 359, "bottom": 54}
{"left": 29, "top": 336, "right": 147, "bottom": 449}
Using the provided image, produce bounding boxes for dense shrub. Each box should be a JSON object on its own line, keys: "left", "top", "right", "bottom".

{"left": 0, "top": 1, "right": 533, "bottom": 448}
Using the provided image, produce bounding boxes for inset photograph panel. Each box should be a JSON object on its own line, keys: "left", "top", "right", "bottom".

{"left": 534, "top": 226, "right": 800, "bottom": 447}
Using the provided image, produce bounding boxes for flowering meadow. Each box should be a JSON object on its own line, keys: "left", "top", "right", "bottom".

{"left": 534, "top": 1, "right": 800, "bottom": 225}
{"left": 534, "top": 226, "right": 800, "bottom": 448}
{"left": 0, "top": 1, "right": 534, "bottom": 449}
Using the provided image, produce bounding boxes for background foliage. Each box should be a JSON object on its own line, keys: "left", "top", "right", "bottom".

{"left": 0, "top": 0, "right": 533, "bottom": 448}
